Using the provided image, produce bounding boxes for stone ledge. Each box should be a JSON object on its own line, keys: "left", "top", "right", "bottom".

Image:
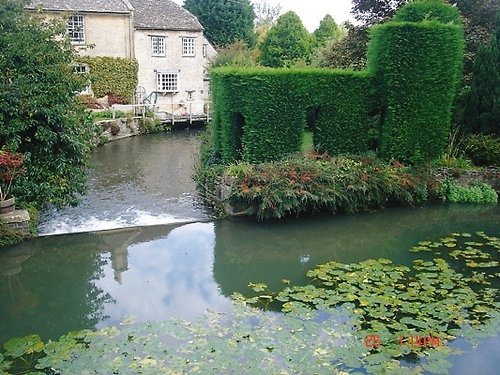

{"left": 0, "top": 209, "right": 30, "bottom": 235}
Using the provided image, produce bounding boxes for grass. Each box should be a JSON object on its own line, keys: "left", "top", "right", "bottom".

{"left": 301, "top": 130, "right": 314, "bottom": 153}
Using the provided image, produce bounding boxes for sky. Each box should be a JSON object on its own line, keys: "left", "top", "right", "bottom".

{"left": 172, "top": 0, "right": 355, "bottom": 32}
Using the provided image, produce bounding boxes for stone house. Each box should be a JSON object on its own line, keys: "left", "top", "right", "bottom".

{"left": 27, "top": 0, "right": 216, "bottom": 115}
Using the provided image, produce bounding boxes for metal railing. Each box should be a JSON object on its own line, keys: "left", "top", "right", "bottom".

{"left": 111, "top": 100, "right": 212, "bottom": 125}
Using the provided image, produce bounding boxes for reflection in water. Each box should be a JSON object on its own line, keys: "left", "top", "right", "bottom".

{"left": 95, "top": 222, "right": 230, "bottom": 325}
{"left": 0, "top": 222, "right": 231, "bottom": 343}
{"left": 0, "top": 205, "right": 499, "bottom": 372}
{"left": 213, "top": 205, "right": 500, "bottom": 295}
{"left": 0, "top": 235, "right": 112, "bottom": 343}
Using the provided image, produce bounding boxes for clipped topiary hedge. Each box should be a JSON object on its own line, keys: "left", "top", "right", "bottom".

{"left": 392, "top": 0, "right": 462, "bottom": 24}
{"left": 210, "top": 68, "right": 373, "bottom": 164}
{"left": 368, "top": 1, "right": 464, "bottom": 163}
{"left": 77, "top": 56, "right": 138, "bottom": 104}
{"left": 210, "top": 1, "right": 465, "bottom": 166}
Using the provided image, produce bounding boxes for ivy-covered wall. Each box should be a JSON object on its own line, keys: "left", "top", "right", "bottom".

{"left": 211, "top": 1, "right": 464, "bottom": 165}
{"left": 368, "top": 1, "right": 464, "bottom": 163}
{"left": 211, "top": 68, "right": 373, "bottom": 164}
{"left": 77, "top": 57, "right": 138, "bottom": 104}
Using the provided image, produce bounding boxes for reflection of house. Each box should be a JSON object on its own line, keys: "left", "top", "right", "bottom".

{"left": 27, "top": 0, "right": 216, "bottom": 115}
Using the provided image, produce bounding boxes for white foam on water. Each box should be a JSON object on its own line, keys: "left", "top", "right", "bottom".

{"left": 38, "top": 209, "right": 194, "bottom": 236}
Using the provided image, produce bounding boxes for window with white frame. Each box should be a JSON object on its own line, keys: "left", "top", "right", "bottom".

{"left": 156, "top": 71, "right": 178, "bottom": 92}
{"left": 182, "top": 37, "right": 196, "bottom": 56}
{"left": 202, "top": 44, "right": 207, "bottom": 57}
{"left": 151, "top": 36, "right": 166, "bottom": 56}
{"left": 68, "top": 15, "right": 85, "bottom": 43}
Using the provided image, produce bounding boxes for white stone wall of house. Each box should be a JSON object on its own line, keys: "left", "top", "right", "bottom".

{"left": 135, "top": 29, "right": 211, "bottom": 116}
{"left": 75, "top": 13, "right": 133, "bottom": 58}
{"left": 32, "top": 11, "right": 133, "bottom": 59}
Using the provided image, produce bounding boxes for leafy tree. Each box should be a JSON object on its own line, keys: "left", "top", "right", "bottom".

{"left": 259, "top": 11, "right": 311, "bottom": 67}
{"left": 313, "top": 14, "right": 342, "bottom": 49}
{"left": 208, "top": 41, "right": 258, "bottom": 68}
{"left": 351, "top": 0, "right": 407, "bottom": 25}
{"left": 463, "top": 12, "right": 500, "bottom": 135}
{"left": 0, "top": 0, "right": 98, "bottom": 209}
{"left": 315, "top": 23, "right": 369, "bottom": 70}
{"left": 184, "top": 0, "right": 255, "bottom": 47}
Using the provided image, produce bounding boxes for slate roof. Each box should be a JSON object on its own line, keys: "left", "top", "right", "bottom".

{"left": 27, "top": 0, "right": 132, "bottom": 14}
{"left": 129, "top": 0, "right": 203, "bottom": 31}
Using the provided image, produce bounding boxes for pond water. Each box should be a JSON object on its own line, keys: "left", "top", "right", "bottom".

{"left": 1, "top": 131, "right": 499, "bottom": 374}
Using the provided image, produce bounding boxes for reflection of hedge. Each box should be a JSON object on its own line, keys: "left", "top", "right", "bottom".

{"left": 211, "top": 68, "right": 372, "bottom": 164}
{"left": 368, "top": 2, "right": 464, "bottom": 163}
{"left": 77, "top": 57, "right": 138, "bottom": 103}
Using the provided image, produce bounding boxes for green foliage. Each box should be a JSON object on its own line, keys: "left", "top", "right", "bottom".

{"left": 313, "top": 14, "right": 342, "bottom": 49}
{"left": 432, "top": 128, "right": 473, "bottom": 168}
{"left": 0, "top": 0, "right": 99, "bottom": 209}
{"left": 352, "top": 0, "right": 407, "bottom": 25}
{"left": 393, "top": 0, "right": 462, "bottom": 24}
{"left": 259, "top": 11, "right": 312, "bottom": 67}
{"left": 138, "top": 117, "right": 170, "bottom": 134}
{"left": 0, "top": 221, "right": 26, "bottom": 247}
{"left": 241, "top": 231, "right": 500, "bottom": 374}
{"left": 208, "top": 41, "right": 258, "bottom": 68}
{"left": 300, "top": 130, "right": 314, "bottom": 153}
{"left": 463, "top": 134, "right": 500, "bottom": 166}
{"left": 77, "top": 56, "right": 138, "bottom": 104}
{"left": 463, "top": 13, "right": 500, "bottom": 135}
{"left": 91, "top": 110, "right": 129, "bottom": 122}
{"left": 368, "top": 6, "right": 465, "bottom": 163}
{"left": 315, "top": 24, "right": 369, "bottom": 70}
{"left": 210, "top": 67, "right": 373, "bottom": 164}
{"left": 439, "top": 180, "right": 498, "bottom": 203}
{"left": 183, "top": 0, "right": 255, "bottom": 47}
{"left": 225, "top": 154, "right": 428, "bottom": 220}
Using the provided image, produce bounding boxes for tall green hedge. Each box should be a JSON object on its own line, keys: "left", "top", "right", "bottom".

{"left": 211, "top": 68, "right": 373, "bottom": 164}
{"left": 211, "top": 0, "right": 464, "bottom": 165}
{"left": 368, "top": 20, "right": 464, "bottom": 163}
{"left": 77, "top": 56, "right": 138, "bottom": 103}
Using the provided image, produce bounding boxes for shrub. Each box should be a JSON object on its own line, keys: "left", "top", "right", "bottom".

{"left": 208, "top": 41, "right": 258, "bottom": 68}
{"left": 78, "top": 95, "right": 102, "bottom": 109}
{"left": 77, "top": 56, "right": 138, "bottom": 104}
{"left": 464, "top": 134, "right": 500, "bottom": 167}
{"left": 224, "top": 154, "right": 428, "bottom": 220}
{"left": 439, "top": 180, "right": 498, "bottom": 204}
{"left": 0, "top": 221, "right": 26, "bottom": 247}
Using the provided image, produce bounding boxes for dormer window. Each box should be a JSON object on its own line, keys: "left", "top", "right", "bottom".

{"left": 68, "top": 15, "right": 85, "bottom": 44}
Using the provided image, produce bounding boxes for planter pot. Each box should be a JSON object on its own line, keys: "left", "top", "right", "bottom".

{"left": 0, "top": 196, "right": 15, "bottom": 215}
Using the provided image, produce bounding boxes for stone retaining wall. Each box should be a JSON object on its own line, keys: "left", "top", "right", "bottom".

{"left": 432, "top": 167, "right": 500, "bottom": 192}
{"left": 0, "top": 209, "right": 30, "bottom": 235}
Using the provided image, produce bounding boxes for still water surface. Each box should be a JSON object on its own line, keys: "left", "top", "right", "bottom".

{"left": 0, "top": 131, "right": 499, "bottom": 373}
